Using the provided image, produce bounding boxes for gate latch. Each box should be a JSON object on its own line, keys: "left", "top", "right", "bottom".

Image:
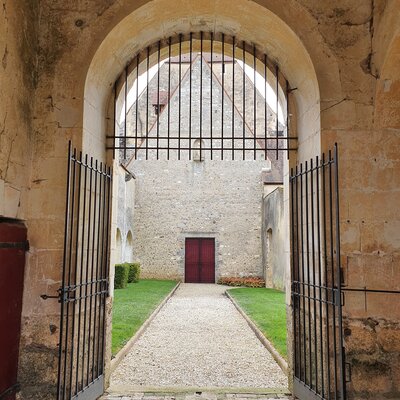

{"left": 40, "top": 288, "right": 62, "bottom": 302}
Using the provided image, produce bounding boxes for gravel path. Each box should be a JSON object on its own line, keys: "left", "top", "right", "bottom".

{"left": 110, "top": 284, "right": 288, "bottom": 390}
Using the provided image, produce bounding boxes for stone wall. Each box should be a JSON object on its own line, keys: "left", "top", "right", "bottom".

{"left": 0, "top": 0, "right": 38, "bottom": 219}
{"left": 130, "top": 159, "right": 265, "bottom": 281}
{"left": 262, "top": 186, "right": 286, "bottom": 290}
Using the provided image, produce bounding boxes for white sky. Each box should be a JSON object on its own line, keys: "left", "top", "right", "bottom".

{"left": 119, "top": 57, "right": 284, "bottom": 124}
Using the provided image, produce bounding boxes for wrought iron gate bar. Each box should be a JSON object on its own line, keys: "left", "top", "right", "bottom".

{"left": 242, "top": 40, "right": 245, "bottom": 161}
{"left": 107, "top": 146, "right": 298, "bottom": 151}
{"left": 57, "top": 142, "right": 112, "bottom": 400}
{"left": 290, "top": 144, "right": 346, "bottom": 400}
{"left": 109, "top": 31, "right": 294, "bottom": 161}
{"left": 210, "top": 31, "right": 214, "bottom": 159}
{"left": 107, "top": 135, "right": 297, "bottom": 140}
{"left": 276, "top": 65, "right": 279, "bottom": 160}
{"left": 253, "top": 44, "right": 257, "bottom": 161}
{"left": 189, "top": 32, "right": 193, "bottom": 161}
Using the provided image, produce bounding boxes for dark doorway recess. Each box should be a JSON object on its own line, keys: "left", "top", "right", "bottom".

{"left": 185, "top": 238, "right": 215, "bottom": 283}
{"left": 0, "top": 221, "right": 27, "bottom": 400}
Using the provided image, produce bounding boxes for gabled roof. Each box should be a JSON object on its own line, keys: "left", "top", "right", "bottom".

{"left": 132, "top": 55, "right": 272, "bottom": 162}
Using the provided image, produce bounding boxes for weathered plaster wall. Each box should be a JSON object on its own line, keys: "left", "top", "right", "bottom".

{"left": 0, "top": 0, "right": 38, "bottom": 219}
{"left": 262, "top": 186, "right": 285, "bottom": 290}
{"left": 0, "top": 0, "right": 397, "bottom": 399}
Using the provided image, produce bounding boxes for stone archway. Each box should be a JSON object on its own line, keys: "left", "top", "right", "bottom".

{"left": 5, "top": 1, "right": 399, "bottom": 399}
{"left": 20, "top": 1, "right": 369, "bottom": 399}
{"left": 79, "top": 3, "right": 331, "bottom": 389}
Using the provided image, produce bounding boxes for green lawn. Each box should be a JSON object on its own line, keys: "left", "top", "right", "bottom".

{"left": 228, "top": 287, "right": 287, "bottom": 358}
{"left": 112, "top": 279, "right": 177, "bottom": 356}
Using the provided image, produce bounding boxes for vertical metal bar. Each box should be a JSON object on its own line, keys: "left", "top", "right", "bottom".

{"left": 305, "top": 160, "right": 313, "bottom": 388}
{"left": 200, "top": 31, "right": 203, "bottom": 161}
{"left": 64, "top": 147, "right": 77, "bottom": 399}
{"left": 242, "top": 42, "right": 246, "bottom": 160}
{"left": 113, "top": 83, "right": 116, "bottom": 160}
{"left": 322, "top": 152, "right": 332, "bottom": 400}
{"left": 157, "top": 41, "right": 161, "bottom": 160}
{"left": 83, "top": 156, "right": 93, "bottom": 388}
{"left": 334, "top": 144, "right": 346, "bottom": 400}
{"left": 210, "top": 32, "right": 213, "bottom": 160}
{"left": 75, "top": 153, "right": 88, "bottom": 393}
{"left": 316, "top": 155, "right": 325, "bottom": 397}
{"left": 87, "top": 159, "right": 98, "bottom": 384}
{"left": 221, "top": 33, "right": 225, "bottom": 160}
{"left": 124, "top": 67, "right": 128, "bottom": 160}
{"left": 135, "top": 55, "right": 139, "bottom": 160}
{"left": 275, "top": 65, "right": 279, "bottom": 160}
{"left": 97, "top": 164, "right": 107, "bottom": 376}
{"left": 253, "top": 45, "right": 257, "bottom": 160}
{"left": 311, "top": 158, "right": 318, "bottom": 393}
{"left": 300, "top": 162, "right": 306, "bottom": 384}
{"left": 100, "top": 167, "right": 112, "bottom": 370}
{"left": 189, "top": 33, "right": 193, "bottom": 160}
{"left": 329, "top": 150, "right": 338, "bottom": 399}
{"left": 146, "top": 46, "right": 150, "bottom": 160}
{"left": 93, "top": 163, "right": 103, "bottom": 378}
{"left": 264, "top": 54, "right": 267, "bottom": 161}
{"left": 178, "top": 34, "right": 182, "bottom": 160}
{"left": 57, "top": 141, "right": 72, "bottom": 400}
{"left": 295, "top": 165, "right": 302, "bottom": 379}
{"left": 286, "top": 79, "right": 290, "bottom": 159}
{"left": 168, "top": 38, "right": 171, "bottom": 160}
{"left": 232, "top": 36, "right": 235, "bottom": 160}
{"left": 69, "top": 151, "right": 83, "bottom": 396}
{"left": 290, "top": 171, "right": 298, "bottom": 379}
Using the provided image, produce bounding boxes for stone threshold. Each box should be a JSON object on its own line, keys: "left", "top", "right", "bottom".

{"left": 102, "top": 387, "right": 292, "bottom": 399}
{"left": 104, "top": 386, "right": 290, "bottom": 395}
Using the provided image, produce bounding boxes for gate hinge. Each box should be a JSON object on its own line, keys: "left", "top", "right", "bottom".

{"left": 340, "top": 266, "right": 346, "bottom": 287}
{"left": 0, "top": 383, "right": 20, "bottom": 400}
{"left": 334, "top": 290, "right": 345, "bottom": 307}
{"left": 0, "top": 240, "right": 29, "bottom": 251}
{"left": 345, "top": 361, "right": 352, "bottom": 383}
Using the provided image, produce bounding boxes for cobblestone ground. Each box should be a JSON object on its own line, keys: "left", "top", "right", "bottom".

{"left": 108, "top": 284, "right": 288, "bottom": 393}
{"left": 101, "top": 391, "right": 292, "bottom": 400}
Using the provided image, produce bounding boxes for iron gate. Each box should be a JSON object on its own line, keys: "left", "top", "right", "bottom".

{"left": 57, "top": 142, "right": 112, "bottom": 400}
{"left": 290, "top": 144, "right": 346, "bottom": 400}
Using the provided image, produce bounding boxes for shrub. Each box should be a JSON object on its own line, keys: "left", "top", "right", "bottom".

{"left": 128, "top": 262, "right": 141, "bottom": 283}
{"left": 218, "top": 276, "right": 265, "bottom": 288}
{"left": 114, "top": 263, "right": 129, "bottom": 289}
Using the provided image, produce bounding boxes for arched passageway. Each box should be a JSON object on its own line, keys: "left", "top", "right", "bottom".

{"left": 4, "top": 1, "right": 398, "bottom": 400}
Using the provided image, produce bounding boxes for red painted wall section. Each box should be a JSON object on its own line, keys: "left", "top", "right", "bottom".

{"left": 0, "top": 222, "right": 27, "bottom": 400}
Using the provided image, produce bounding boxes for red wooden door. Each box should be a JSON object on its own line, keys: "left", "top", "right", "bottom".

{"left": 185, "top": 238, "right": 215, "bottom": 283}
{"left": 0, "top": 222, "right": 27, "bottom": 400}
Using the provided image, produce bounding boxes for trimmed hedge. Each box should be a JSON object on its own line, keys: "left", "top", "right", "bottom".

{"left": 114, "top": 264, "right": 129, "bottom": 289}
{"left": 128, "top": 263, "right": 141, "bottom": 283}
{"left": 218, "top": 276, "right": 265, "bottom": 288}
